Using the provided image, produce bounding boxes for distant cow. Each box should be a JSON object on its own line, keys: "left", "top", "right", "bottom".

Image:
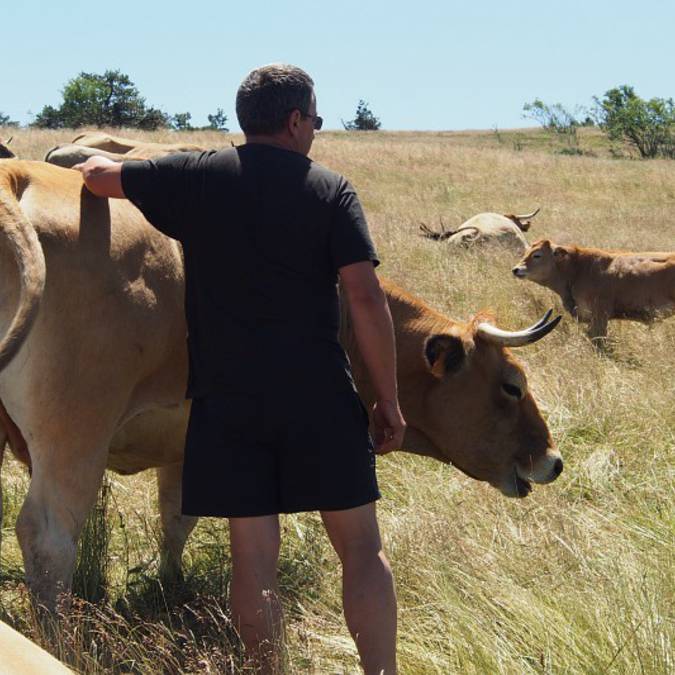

{"left": 513, "top": 239, "right": 675, "bottom": 339}
{"left": 44, "top": 133, "right": 206, "bottom": 168}
{"left": 420, "top": 209, "right": 539, "bottom": 253}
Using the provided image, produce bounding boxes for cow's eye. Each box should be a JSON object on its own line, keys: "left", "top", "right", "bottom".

{"left": 532, "top": 252, "right": 542, "bottom": 259}
{"left": 502, "top": 383, "right": 522, "bottom": 399}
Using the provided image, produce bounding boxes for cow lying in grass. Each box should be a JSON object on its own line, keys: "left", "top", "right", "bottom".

{"left": 0, "top": 159, "right": 562, "bottom": 608}
{"left": 513, "top": 239, "right": 675, "bottom": 340}
{"left": 419, "top": 208, "right": 540, "bottom": 253}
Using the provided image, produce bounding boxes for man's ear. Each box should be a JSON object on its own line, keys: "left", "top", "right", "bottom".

{"left": 288, "top": 108, "right": 302, "bottom": 134}
{"left": 424, "top": 334, "right": 467, "bottom": 378}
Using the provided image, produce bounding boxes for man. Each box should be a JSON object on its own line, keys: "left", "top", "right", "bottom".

{"left": 75, "top": 64, "right": 405, "bottom": 674}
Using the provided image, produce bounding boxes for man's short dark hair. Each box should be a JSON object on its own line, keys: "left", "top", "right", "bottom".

{"left": 236, "top": 64, "right": 314, "bottom": 136}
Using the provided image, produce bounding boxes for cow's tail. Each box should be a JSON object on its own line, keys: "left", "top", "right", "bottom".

{"left": 452, "top": 225, "right": 481, "bottom": 239}
{"left": 0, "top": 181, "right": 46, "bottom": 372}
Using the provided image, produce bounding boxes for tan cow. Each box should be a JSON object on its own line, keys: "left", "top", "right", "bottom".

{"left": 71, "top": 131, "right": 204, "bottom": 156}
{"left": 420, "top": 209, "right": 539, "bottom": 253}
{"left": 0, "top": 159, "right": 562, "bottom": 608}
{"left": 513, "top": 239, "right": 675, "bottom": 339}
{"left": 0, "top": 159, "right": 187, "bottom": 608}
{"left": 44, "top": 134, "right": 203, "bottom": 169}
{"left": 0, "top": 620, "right": 73, "bottom": 674}
{"left": 44, "top": 133, "right": 207, "bottom": 168}
{"left": 44, "top": 144, "right": 136, "bottom": 167}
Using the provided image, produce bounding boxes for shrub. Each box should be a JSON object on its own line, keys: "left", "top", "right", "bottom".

{"left": 342, "top": 100, "right": 381, "bottom": 131}
{"left": 594, "top": 85, "right": 674, "bottom": 159}
{"left": 523, "top": 98, "right": 581, "bottom": 150}
{"left": 171, "top": 112, "right": 193, "bottom": 131}
{"left": 0, "top": 112, "right": 19, "bottom": 127}
{"left": 207, "top": 108, "right": 229, "bottom": 132}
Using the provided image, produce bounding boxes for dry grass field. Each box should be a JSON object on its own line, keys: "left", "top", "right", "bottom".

{"left": 0, "top": 126, "right": 673, "bottom": 674}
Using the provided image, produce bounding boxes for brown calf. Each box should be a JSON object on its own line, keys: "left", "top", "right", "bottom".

{"left": 513, "top": 239, "right": 675, "bottom": 339}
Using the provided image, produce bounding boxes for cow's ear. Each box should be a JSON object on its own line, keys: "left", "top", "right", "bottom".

{"left": 505, "top": 214, "right": 531, "bottom": 232}
{"left": 424, "top": 334, "right": 467, "bottom": 378}
{"left": 552, "top": 245, "right": 567, "bottom": 258}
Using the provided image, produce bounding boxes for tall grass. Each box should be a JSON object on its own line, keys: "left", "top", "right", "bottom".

{"left": 72, "top": 476, "right": 112, "bottom": 603}
{"left": 0, "top": 127, "right": 673, "bottom": 673}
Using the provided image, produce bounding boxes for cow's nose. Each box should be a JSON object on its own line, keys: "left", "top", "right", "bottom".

{"left": 552, "top": 457, "right": 563, "bottom": 477}
{"left": 512, "top": 267, "right": 520, "bottom": 276}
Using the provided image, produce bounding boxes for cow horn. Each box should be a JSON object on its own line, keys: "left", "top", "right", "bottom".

{"left": 476, "top": 310, "right": 561, "bottom": 347}
{"left": 527, "top": 308, "right": 553, "bottom": 331}
{"left": 514, "top": 207, "right": 540, "bottom": 221}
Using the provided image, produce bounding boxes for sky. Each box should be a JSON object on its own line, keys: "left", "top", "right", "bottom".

{"left": 2, "top": 0, "right": 673, "bottom": 132}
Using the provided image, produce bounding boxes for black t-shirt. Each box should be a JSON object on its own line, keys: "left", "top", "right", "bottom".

{"left": 121, "top": 143, "right": 379, "bottom": 397}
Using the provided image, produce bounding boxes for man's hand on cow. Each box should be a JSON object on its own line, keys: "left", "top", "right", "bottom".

{"left": 72, "top": 156, "right": 125, "bottom": 199}
{"left": 72, "top": 155, "right": 116, "bottom": 174}
{"left": 372, "top": 399, "right": 406, "bottom": 455}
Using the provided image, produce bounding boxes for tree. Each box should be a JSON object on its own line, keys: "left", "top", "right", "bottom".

{"left": 32, "top": 105, "right": 63, "bottom": 128}
{"left": 32, "top": 70, "right": 169, "bottom": 130}
{"left": 593, "top": 85, "right": 674, "bottom": 159}
{"left": 342, "top": 100, "right": 381, "bottom": 131}
{"left": 0, "top": 112, "right": 19, "bottom": 127}
{"left": 137, "top": 107, "right": 171, "bottom": 131}
{"left": 207, "top": 108, "right": 229, "bottom": 132}
{"left": 523, "top": 98, "right": 581, "bottom": 150}
{"left": 172, "top": 112, "right": 194, "bottom": 131}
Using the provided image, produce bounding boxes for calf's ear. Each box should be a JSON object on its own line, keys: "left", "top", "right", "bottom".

{"left": 424, "top": 334, "right": 467, "bottom": 378}
{"left": 553, "top": 245, "right": 567, "bottom": 258}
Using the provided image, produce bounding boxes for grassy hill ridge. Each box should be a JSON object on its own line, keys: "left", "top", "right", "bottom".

{"left": 0, "top": 127, "right": 673, "bottom": 674}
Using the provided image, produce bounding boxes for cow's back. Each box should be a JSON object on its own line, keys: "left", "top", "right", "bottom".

{"left": 72, "top": 132, "right": 205, "bottom": 157}
{"left": 0, "top": 161, "right": 188, "bottom": 437}
{"left": 457, "top": 213, "right": 529, "bottom": 251}
{"left": 72, "top": 132, "right": 139, "bottom": 153}
{"left": 564, "top": 248, "right": 675, "bottom": 319}
{"left": 608, "top": 252, "right": 675, "bottom": 316}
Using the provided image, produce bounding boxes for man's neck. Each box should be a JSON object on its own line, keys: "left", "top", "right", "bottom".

{"left": 244, "top": 133, "right": 309, "bottom": 156}
{"left": 244, "top": 134, "right": 296, "bottom": 152}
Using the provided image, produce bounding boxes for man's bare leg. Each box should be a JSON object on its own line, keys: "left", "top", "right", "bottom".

{"left": 229, "top": 515, "right": 283, "bottom": 674}
{"left": 321, "top": 503, "right": 397, "bottom": 675}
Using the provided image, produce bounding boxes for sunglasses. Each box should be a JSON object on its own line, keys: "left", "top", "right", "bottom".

{"left": 301, "top": 112, "right": 323, "bottom": 130}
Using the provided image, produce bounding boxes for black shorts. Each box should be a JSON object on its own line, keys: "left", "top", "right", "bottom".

{"left": 181, "top": 388, "right": 380, "bottom": 517}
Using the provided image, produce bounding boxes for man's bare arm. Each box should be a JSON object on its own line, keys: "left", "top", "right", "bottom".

{"left": 72, "top": 156, "right": 125, "bottom": 199}
{"left": 339, "top": 261, "right": 405, "bottom": 454}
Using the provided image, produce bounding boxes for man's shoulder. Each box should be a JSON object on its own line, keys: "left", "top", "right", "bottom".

{"left": 308, "top": 158, "right": 340, "bottom": 179}
{"left": 204, "top": 146, "right": 239, "bottom": 166}
{"left": 307, "top": 159, "right": 350, "bottom": 194}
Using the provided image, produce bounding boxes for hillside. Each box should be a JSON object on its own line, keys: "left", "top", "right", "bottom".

{"left": 1, "top": 127, "right": 673, "bottom": 674}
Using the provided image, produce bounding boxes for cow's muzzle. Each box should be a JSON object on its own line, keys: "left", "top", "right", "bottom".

{"left": 512, "top": 266, "right": 527, "bottom": 278}
{"left": 501, "top": 455, "right": 564, "bottom": 498}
